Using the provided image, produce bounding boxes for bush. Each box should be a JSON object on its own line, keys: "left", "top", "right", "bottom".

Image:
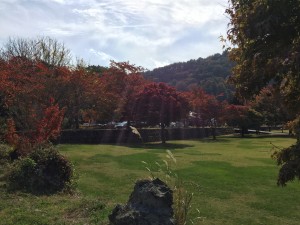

{"left": 7, "top": 145, "right": 75, "bottom": 194}
{"left": 0, "top": 144, "right": 13, "bottom": 184}
{"left": 0, "top": 144, "right": 12, "bottom": 165}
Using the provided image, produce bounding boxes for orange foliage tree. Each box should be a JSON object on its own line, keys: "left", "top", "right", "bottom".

{"left": 0, "top": 56, "right": 65, "bottom": 156}
{"left": 100, "top": 61, "right": 147, "bottom": 123}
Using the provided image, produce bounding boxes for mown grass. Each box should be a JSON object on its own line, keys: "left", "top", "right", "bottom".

{"left": 1, "top": 135, "right": 300, "bottom": 224}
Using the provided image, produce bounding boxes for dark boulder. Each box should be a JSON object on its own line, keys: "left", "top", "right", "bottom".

{"left": 109, "top": 178, "right": 175, "bottom": 225}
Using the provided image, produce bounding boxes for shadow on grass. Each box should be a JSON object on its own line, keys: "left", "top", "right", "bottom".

{"left": 217, "top": 133, "right": 296, "bottom": 139}
{"left": 196, "top": 138, "right": 232, "bottom": 143}
{"left": 253, "top": 134, "right": 294, "bottom": 139}
{"left": 120, "top": 142, "right": 194, "bottom": 150}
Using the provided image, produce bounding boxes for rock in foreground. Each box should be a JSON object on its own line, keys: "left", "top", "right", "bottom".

{"left": 109, "top": 178, "right": 175, "bottom": 225}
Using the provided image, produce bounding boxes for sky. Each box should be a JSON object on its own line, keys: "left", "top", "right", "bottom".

{"left": 0, "top": 0, "right": 229, "bottom": 70}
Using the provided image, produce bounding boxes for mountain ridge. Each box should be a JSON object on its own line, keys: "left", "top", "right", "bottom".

{"left": 143, "top": 51, "right": 235, "bottom": 100}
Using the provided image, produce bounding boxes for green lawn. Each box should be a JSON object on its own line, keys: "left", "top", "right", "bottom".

{"left": 1, "top": 136, "right": 300, "bottom": 224}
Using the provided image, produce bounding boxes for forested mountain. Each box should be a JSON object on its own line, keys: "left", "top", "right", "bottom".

{"left": 144, "top": 51, "right": 235, "bottom": 101}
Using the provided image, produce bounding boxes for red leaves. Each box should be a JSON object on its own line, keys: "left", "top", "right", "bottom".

{"left": 4, "top": 118, "right": 19, "bottom": 147}
{"left": 4, "top": 101, "right": 64, "bottom": 156}
{"left": 1, "top": 56, "right": 66, "bottom": 154}
{"left": 133, "top": 82, "right": 189, "bottom": 126}
{"left": 35, "top": 101, "right": 65, "bottom": 144}
{"left": 4, "top": 118, "right": 31, "bottom": 157}
{"left": 225, "top": 104, "right": 249, "bottom": 121}
{"left": 185, "top": 87, "right": 225, "bottom": 126}
{"left": 99, "top": 61, "right": 147, "bottom": 122}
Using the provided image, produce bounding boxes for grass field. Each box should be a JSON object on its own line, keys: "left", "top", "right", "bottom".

{"left": 1, "top": 135, "right": 300, "bottom": 224}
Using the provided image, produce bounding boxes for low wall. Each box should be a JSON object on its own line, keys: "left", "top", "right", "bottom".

{"left": 58, "top": 127, "right": 234, "bottom": 144}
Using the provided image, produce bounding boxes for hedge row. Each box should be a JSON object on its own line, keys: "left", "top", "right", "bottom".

{"left": 57, "top": 127, "right": 234, "bottom": 144}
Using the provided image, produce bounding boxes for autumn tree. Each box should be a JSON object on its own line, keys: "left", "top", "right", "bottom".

{"left": 5, "top": 100, "right": 65, "bottom": 157}
{"left": 100, "top": 61, "right": 147, "bottom": 123}
{"left": 225, "top": 104, "right": 263, "bottom": 137}
{"left": 132, "top": 83, "right": 189, "bottom": 144}
{"left": 0, "top": 38, "right": 77, "bottom": 193}
{"left": 61, "top": 67, "right": 97, "bottom": 128}
{"left": 0, "top": 57, "right": 48, "bottom": 131}
{"left": 225, "top": 104, "right": 248, "bottom": 137}
{"left": 186, "top": 87, "right": 225, "bottom": 139}
{"left": 0, "top": 37, "right": 72, "bottom": 130}
{"left": 0, "top": 56, "right": 66, "bottom": 155}
{"left": 226, "top": 0, "right": 300, "bottom": 185}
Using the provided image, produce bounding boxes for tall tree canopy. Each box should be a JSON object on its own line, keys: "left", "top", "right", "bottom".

{"left": 185, "top": 88, "right": 226, "bottom": 139}
{"left": 0, "top": 37, "right": 71, "bottom": 67}
{"left": 250, "top": 86, "right": 290, "bottom": 129}
{"left": 100, "top": 61, "right": 147, "bottom": 123}
{"left": 227, "top": 0, "right": 300, "bottom": 102}
{"left": 133, "top": 82, "right": 189, "bottom": 143}
{"left": 226, "top": 0, "right": 300, "bottom": 185}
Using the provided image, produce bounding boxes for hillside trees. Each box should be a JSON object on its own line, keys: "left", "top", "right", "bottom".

{"left": 132, "top": 82, "right": 189, "bottom": 143}
{"left": 143, "top": 52, "right": 235, "bottom": 101}
{"left": 226, "top": 0, "right": 300, "bottom": 185}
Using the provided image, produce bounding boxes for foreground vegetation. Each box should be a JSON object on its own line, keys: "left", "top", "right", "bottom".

{"left": 1, "top": 136, "right": 300, "bottom": 224}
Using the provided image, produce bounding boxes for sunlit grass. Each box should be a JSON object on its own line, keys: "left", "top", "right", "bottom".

{"left": 1, "top": 136, "right": 299, "bottom": 224}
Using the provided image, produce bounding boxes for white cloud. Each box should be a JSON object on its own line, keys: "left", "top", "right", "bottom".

{"left": 49, "top": 0, "right": 67, "bottom": 4}
{"left": 150, "top": 58, "right": 171, "bottom": 69}
{"left": 89, "top": 48, "right": 116, "bottom": 62}
{"left": 0, "top": 0, "right": 229, "bottom": 69}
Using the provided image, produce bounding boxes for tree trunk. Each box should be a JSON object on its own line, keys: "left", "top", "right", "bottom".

{"left": 241, "top": 127, "right": 246, "bottom": 137}
{"left": 211, "top": 126, "right": 216, "bottom": 140}
{"left": 75, "top": 114, "right": 79, "bottom": 129}
{"left": 160, "top": 123, "right": 166, "bottom": 144}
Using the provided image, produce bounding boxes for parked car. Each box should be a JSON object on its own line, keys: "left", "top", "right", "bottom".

{"left": 115, "top": 121, "right": 128, "bottom": 129}
{"left": 169, "top": 121, "right": 184, "bottom": 128}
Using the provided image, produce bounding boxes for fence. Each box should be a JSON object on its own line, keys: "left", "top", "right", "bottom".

{"left": 58, "top": 127, "right": 234, "bottom": 144}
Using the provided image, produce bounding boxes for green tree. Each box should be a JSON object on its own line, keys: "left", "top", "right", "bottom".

{"left": 226, "top": 0, "right": 300, "bottom": 185}
{"left": 251, "top": 86, "right": 290, "bottom": 130}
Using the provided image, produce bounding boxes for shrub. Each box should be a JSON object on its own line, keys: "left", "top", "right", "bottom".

{"left": 7, "top": 145, "right": 75, "bottom": 194}
{"left": 0, "top": 144, "right": 12, "bottom": 165}
{"left": 0, "top": 144, "right": 13, "bottom": 183}
{"left": 7, "top": 157, "right": 37, "bottom": 191}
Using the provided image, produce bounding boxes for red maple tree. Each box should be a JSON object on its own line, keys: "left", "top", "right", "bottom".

{"left": 132, "top": 82, "right": 189, "bottom": 143}
{"left": 185, "top": 87, "right": 225, "bottom": 139}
